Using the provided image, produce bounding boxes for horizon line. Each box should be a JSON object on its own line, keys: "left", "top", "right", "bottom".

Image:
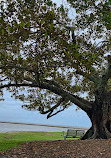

{"left": 0, "top": 121, "right": 89, "bottom": 130}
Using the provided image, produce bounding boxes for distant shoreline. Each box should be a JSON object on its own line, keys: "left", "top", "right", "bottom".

{"left": 0, "top": 121, "right": 88, "bottom": 130}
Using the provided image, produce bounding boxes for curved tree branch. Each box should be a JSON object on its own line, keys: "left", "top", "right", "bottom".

{"left": 95, "top": 40, "right": 110, "bottom": 48}
{"left": 0, "top": 80, "right": 93, "bottom": 113}
{"left": 47, "top": 104, "right": 68, "bottom": 118}
{"left": 40, "top": 81, "right": 93, "bottom": 112}
{"left": 39, "top": 97, "right": 66, "bottom": 118}
{"left": 0, "top": 83, "right": 38, "bottom": 89}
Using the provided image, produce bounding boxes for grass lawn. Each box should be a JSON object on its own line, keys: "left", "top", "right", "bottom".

{"left": 0, "top": 131, "right": 65, "bottom": 152}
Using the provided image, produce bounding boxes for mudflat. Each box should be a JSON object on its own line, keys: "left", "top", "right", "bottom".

{"left": 5, "top": 139, "right": 111, "bottom": 158}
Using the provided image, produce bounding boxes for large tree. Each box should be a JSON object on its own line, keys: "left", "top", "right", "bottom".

{"left": 0, "top": 0, "right": 111, "bottom": 139}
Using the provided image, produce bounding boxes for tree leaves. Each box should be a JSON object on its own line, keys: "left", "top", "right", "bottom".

{"left": 0, "top": 0, "right": 111, "bottom": 115}
{"left": 46, "top": 0, "right": 53, "bottom": 6}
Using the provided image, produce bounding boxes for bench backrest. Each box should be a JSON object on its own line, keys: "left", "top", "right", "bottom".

{"left": 66, "top": 129, "right": 85, "bottom": 137}
{"left": 67, "top": 129, "right": 76, "bottom": 136}
{"left": 76, "top": 130, "right": 85, "bottom": 137}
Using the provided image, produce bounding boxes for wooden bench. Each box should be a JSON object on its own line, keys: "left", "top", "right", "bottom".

{"left": 62, "top": 129, "right": 85, "bottom": 140}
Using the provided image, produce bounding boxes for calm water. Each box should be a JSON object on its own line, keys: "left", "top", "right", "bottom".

{"left": 0, "top": 122, "right": 88, "bottom": 133}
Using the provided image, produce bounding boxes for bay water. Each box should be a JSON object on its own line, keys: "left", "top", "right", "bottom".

{"left": 0, "top": 122, "right": 88, "bottom": 133}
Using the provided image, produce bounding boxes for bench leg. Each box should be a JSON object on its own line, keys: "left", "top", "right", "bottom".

{"left": 64, "top": 136, "right": 66, "bottom": 140}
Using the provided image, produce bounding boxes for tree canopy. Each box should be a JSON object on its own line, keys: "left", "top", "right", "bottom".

{"left": 0, "top": 0, "right": 111, "bottom": 138}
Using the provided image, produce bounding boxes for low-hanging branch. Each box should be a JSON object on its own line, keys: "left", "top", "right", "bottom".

{"left": 47, "top": 104, "right": 68, "bottom": 119}
{"left": 39, "top": 82, "right": 93, "bottom": 112}
{"left": 0, "top": 80, "right": 92, "bottom": 113}
{"left": 39, "top": 97, "right": 65, "bottom": 118}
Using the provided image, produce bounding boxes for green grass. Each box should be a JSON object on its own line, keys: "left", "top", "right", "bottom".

{"left": 0, "top": 131, "right": 64, "bottom": 152}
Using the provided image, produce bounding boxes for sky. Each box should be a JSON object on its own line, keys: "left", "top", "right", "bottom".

{"left": 0, "top": 0, "right": 91, "bottom": 128}
{"left": 0, "top": 91, "right": 91, "bottom": 128}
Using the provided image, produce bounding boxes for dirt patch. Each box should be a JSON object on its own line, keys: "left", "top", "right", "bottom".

{"left": 45, "top": 133, "right": 57, "bottom": 136}
{"left": 4, "top": 139, "right": 111, "bottom": 158}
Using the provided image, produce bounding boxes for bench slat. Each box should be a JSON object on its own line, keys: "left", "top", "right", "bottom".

{"left": 76, "top": 130, "right": 85, "bottom": 137}
{"left": 67, "top": 129, "right": 77, "bottom": 136}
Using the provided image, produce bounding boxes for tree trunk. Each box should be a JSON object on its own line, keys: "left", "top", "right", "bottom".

{"left": 82, "top": 92, "right": 111, "bottom": 139}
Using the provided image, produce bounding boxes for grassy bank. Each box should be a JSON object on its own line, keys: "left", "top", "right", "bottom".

{"left": 0, "top": 131, "right": 64, "bottom": 152}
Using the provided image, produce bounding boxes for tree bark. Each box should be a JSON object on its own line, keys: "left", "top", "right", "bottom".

{"left": 82, "top": 91, "right": 111, "bottom": 139}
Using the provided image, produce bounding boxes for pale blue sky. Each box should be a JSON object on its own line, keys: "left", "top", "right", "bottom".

{"left": 0, "top": 91, "right": 91, "bottom": 128}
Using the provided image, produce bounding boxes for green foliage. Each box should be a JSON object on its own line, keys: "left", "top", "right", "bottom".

{"left": 102, "top": 1, "right": 111, "bottom": 30}
{"left": 0, "top": 0, "right": 111, "bottom": 117}
{"left": 46, "top": 0, "right": 53, "bottom": 6}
